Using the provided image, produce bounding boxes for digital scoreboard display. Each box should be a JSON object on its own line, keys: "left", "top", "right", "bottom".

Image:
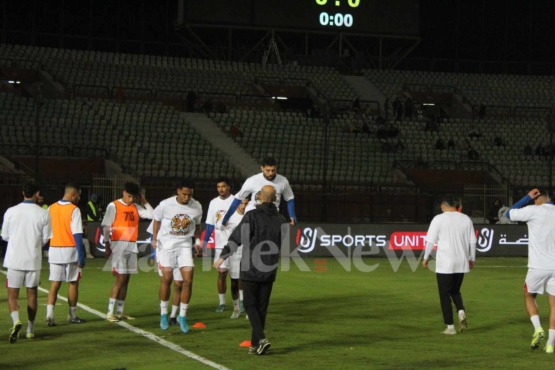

{"left": 181, "top": 0, "right": 419, "bottom": 36}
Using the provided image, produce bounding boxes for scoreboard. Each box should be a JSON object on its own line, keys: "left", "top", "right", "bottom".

{"left": 180, "top": 0, "right": 420, "bottom": 36}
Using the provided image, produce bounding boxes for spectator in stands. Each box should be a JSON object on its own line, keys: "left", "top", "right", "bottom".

{"left": 384, "top": 98, "right": 390, "bottom": 120}
{"left": 535, "top": 144, "right": 544, "bottom": 157}
{"left": 435, "top": 138, "right": 446, "bottom": 150}
{"left": 202, "top": 98, "right": 214, "bottom": 114}
{"left": 468, "top": 146, "right": 480, "bottom": 161}
{"left": 361, "top": 120, "right": 371, "bottom": 135}
{"left": 393, "top": 97, "right": 404, "bottom": 122}
{"left": 377, "top": 123, "right": 399, "bottom": 139}
{"left": 415, "top": 156, "right": 428, "bottom": 169}
{"left": 424, "top": 119, "right": 439, "bottom": 132}
{"left": 394, "top": 138, "right": 406, "bottom": 152}
{"left": 404, "top": 98, "right": 414, "bottom": 119}
{"left": 186, "top": 91, "right": 197, "bottom": 112}
{"left": 215, "top": 101, "right": 227, "bottom": 114}
{"left": 468, "top": 126, "right": 481, "bottom": 140}
{"left": 493, "top": 136, "right": 506, "bottom": 148}
{"left": 346, "top": 117, "right": 361, "bottom": 135}
{"left": 352, "top": 98, "right": 360, "bottom": 112}
{"left": 416, "top": 104, "right": 424, "bottom": 121}
{"left": 486, "top": 199, "right": 502, "bottom": 224}
{"left": 447, "top": 138, "right": 456, "bottom": 152}
{"left": 230, "top": 123, "right": 243, "bottom": 140}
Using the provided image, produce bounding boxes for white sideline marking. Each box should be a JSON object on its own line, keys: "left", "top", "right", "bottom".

{"left": 0, "top": 270, "right": 230, "bottom": 370}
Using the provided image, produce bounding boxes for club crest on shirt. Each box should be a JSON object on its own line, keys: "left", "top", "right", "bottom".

{"left": 170, "top": 214, "right": 193, "bottom": 235}
{"left": 215, "top": 210, "right": 226, "bottom": 223}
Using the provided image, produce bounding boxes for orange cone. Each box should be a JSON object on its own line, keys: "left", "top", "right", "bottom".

{"left": 239, "top": 340, "right": 252, "bottom": 347}
{"left": 192, "top": 322, "right": 207, "bottom": 329}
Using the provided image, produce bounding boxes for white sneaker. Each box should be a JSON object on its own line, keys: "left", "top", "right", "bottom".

{"left": 106, "top": 313, "right": 119, "bottom": 322}
{"left": 46, "top": 316, "right": 56, "bottom": 327}
{"left": 230, "top": 310, "right": 240, "bottom": 319}
{"left": 442, "top": 327, "right": 457, "bottom": 335}
{"left": 458, "top": 312, "right": 467, "bottom": 333}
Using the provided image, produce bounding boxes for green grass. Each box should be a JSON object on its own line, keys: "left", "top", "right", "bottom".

{"left": 1, "top": 257, "right": 553, "bottom": 369}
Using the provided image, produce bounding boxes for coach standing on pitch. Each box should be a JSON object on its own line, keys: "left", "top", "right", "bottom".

{"left": 214, "top": 185, "right": 288, "bottom": 355}
{"left": 422, "top": 196, "right": 476, "bottom": 335}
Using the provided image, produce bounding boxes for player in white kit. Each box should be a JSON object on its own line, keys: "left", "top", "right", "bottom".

{"left": 220, "top": 157, "right": 297, "bottom": 226}
{"left": 2, "top": 182, "right": 52, "bottom": 342}
{"left": 507, "top": 189, "right": 555, "bottom": 353}
{"left": 152, "top": 180, "right": 203, "bottom": 333}
{"left": 202, "top": 177, "right": 236, "bottom": 312}
{"left": 215, "top": 197, "right": 249, "bottom": 318}
{"left": 147, "top": 219, "right": 184, "bottom": 327}
{"left": 422, "top": 196, "right": 476, "bottom": 335}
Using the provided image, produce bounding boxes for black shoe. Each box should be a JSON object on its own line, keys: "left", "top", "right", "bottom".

{"left": 257, "top": 338, "right": 271, "bottom": 355}
{"left": 169, "top": 317, "right": 178, "bottom": 326}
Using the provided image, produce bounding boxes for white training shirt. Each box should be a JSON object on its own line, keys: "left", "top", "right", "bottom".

{"left": 2, "top": 201, "right": 52, "bottom": 271}
{"left": 153, "top": 196, "right": 203, "bottom": 250}
{"left": 509, "top": 203, "right": 555, "bottom": 270}
{"left": 425, "top": 212, "right": 477, "bottom": 274}
{"left": 205, "top": 194, "right": 235, "bottom": 249}
{"left": 48, "top": 200, "right": 84, "bottom": 264}
{"left": 235, "top": 173, "right": 294, "bottom": 212}
{"left": 101, "top": 200, "right": 154, "bottom": 253}
{"left": 219, "top": 209, "right": 246, "bottom": 245}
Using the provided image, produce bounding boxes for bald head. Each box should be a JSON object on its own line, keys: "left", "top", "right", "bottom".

{"left": 260, "top": 185, "right": 276, "bottom": 203}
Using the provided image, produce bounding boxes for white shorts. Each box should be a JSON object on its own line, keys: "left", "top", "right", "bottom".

{"left": 525, "top": 269, "right": 555, "bottom": 295}
{"left": 156, "top": 250, "right": 183, "bottom": 281}
{"left": 158, "top": 248, "right": 194, "bottom": 270}
{"left": 7, "top": 269, "right": 40, "bottom": 288}
{"left": 111, "top": 248, "right": 138, "bottom": 275}
{"left": 214, "top": 247, "right": 242, "bottom": 279}
{"left": 214, "top": 249, "right": 229, "bottom": 270}
{"left": 49, "top": 263, "right": 81, "bottom": 282}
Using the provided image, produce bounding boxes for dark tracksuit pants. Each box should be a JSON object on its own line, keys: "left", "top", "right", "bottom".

{"left": 436, "top": 273, "right": 465, "bottom": 325}
{"left": 242, "top": 280, "right": 274, "bottom": 347}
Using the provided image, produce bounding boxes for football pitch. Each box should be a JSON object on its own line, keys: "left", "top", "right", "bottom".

{"left": 1, "top": 257, "right": 554, "bottom": 369}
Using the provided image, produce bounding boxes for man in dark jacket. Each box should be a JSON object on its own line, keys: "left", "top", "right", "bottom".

{"left": 214, "top": 185, "right": 288, "bottom": 355}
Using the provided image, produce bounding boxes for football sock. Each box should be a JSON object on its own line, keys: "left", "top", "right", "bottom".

{"left": 170, "top": 305, "right": 179, "bottom": 318}
{"left": 179, "top": 303, "right": 188, "bottom": 317}
{"left": 11, "top": 311, "right": 19, "bottom": 324}
{"left": 458, "top": 310, "right": 465, "bottom": 317}
{"left": 69, "top": 306, "right": 77, "bottom": 319}
{"left": 160, "top": 301, "right": 169, "bottom": 315}
{"left": 46, "top": 304, "right": 54, "bottom": 318}
{"left": 218, "top": 294, "right": 226, "bottom": 305}
{"left": 447, "top": 325, "right": 455, "bottom": 330}
{"left": 107, "top": 298, "right": 116, "bottom": 315}
{"left": 531, "top": 315, "right": 542, "bottom": 330}
{"left": 239, "top": 290, "right": 244, "bottom": 301}
{"left": 233, "top": 299, "right": 240, "bottom": 311}
{"left": 27, "top": 321, "right": 34, "bottom": 333}
{"left": 116, "top": 300, "right": 125, "bottom": 314}
{"left": 548, "top": 329, "right": 555, "bottom": 346}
